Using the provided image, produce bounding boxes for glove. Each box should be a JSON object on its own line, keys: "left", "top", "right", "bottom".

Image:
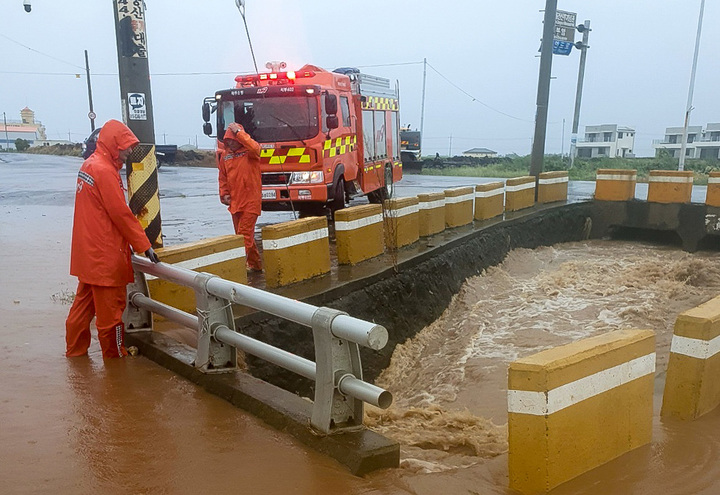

{"left": 227, "top": 122, "right": 244, "bottom": 135}
{"left": 145, "top": 248, "right": 160, "bottom": 263}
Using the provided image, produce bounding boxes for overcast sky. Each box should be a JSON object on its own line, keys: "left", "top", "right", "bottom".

{"left": 1, "top": 1, "right": 717, "bottom": 157}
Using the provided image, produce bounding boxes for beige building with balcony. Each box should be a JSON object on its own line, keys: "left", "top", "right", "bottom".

{"left": 0, "top": 107, "right": 47, "bottom": 150}
{"left": 576, "top": 124, "right": 635, "bottom": 159}
{"left": 652, "top": 123, "right": 720, "bottom": 160}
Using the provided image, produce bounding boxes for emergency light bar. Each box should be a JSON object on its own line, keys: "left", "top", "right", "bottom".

{"left": 235, "top": 70, "right": 316, "bottom": 86}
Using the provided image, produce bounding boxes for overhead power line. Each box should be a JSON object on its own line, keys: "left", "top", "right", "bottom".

{"left": 0, "top": 33, "right": 85, "bottom": 70}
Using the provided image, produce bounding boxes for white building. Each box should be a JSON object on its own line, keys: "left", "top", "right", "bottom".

{"left": 575, "top": 124, "right": 635, "bottom": 158}
{"left": 652, "top": 123, "right": 720, "bottom": 160}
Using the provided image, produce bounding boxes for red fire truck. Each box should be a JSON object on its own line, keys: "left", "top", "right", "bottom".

{"left": 202, "top": 64, "right": 402, "bottom": 215}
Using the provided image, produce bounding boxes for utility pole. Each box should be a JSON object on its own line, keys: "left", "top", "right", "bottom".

{"left": 448, "top": 134, "right": 453, "bottom": 157}
{"left": 679, "top": 0, "right": 705, "bottom": 171}
{"left": 420, "top": 57, "right": 427, "bottom": 154}
{"left": 570, "top": 20, "right": 591, "bottom": 169}
{"left": 84, "top": 50, "right": 96, "bottom": 132}
{"left": 112, "top": 0, "right": 155, "bottom": 144}
{"left": 112, "top": 0, "right": 162, "bottom": 248}
{"left": 2, "top": 112, "right": 9, "bottom": 151}
{"left": 529, "top": 0, "right": 558, "bottom": 180}
{"left": 561, "top": 118, "right": 565, "bottom": 158}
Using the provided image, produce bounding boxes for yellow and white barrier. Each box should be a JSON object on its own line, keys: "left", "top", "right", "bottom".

{"left": 508, "top": 329, "right": 655, "bottom": 494}
{"left": 706, "top": 171, "right": 720, "bottom": 207}
{"left": 474, "top": 182, "right": 504, "bottom": 221}
{"left": 383, "top": 196, "right": 419, "bottom": 250}
{"left": 594, "top": 169, "right": 637, "bottom": 201}
{"left": 662, "top": 296, "right": 720, "bottom": 420}
{"left": 537, "top": 171, "right": 569, "bottom": 204}
{"left": 505, "top": 176, "right": 535, "bottom": 212}
{"left": 444, "top": 186, "right": 474, "bottom": 228}
{"left": 262, "top": 216, "right": 330, "bottom": 288}
{"left": 148, "top": 235, "right": 246, "bottom": 317}
{"left": 334, "top": 204, "right": 384, "bottom": 265}
{"left": 417, "top": 192, "right": 446, "bottom": 237}
{"left": 647, "top": 170, "right": 694, "bottom": 204}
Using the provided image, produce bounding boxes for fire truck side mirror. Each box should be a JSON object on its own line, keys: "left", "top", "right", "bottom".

{"left": 202, "top": 102, "right": 211, "bottom": 122}
{"left": 202, "top": 122, "right": 213, "bottom": 136}
{"left": 324, "top": 94, "right": 338, "bottom": 115}
{"left": 326, "top": 115, "right": 339, "bottom": 130}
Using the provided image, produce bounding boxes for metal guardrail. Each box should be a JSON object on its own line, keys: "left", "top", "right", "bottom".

{"left": 125, "top": 255, "right": 392, "bottom": 434}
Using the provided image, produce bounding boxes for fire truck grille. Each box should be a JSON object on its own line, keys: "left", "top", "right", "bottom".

{"left": 262, "top": 173, "right": 291, "bottom": 186}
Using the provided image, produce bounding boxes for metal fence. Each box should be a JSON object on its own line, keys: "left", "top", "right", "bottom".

{"left": 125, "top": 255, "right": 392, "bottom": 434}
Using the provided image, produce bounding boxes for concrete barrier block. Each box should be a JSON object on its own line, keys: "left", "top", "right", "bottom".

{"left": 444, "top": 186, "right": 474, "bottom": 228}
{"left": 383, "top": 196, "right": 419, "bottom": 250}
{"left": 647, "top": 170, "right": 694, "bottom": 204}
{"left": 262, "top": 216, "right": 330, "bottom": 288}
{"left": 662, "top": 295, "right": 720, "bottom": 420}
{"left": 706, "top": 171, "right": 720, "bottom": 207}
{"left": 538, "top": 171, "right": 569, "bottom": 204}
{"left": 148, "top": 235, "right": 246, "bottom": 317}
{"left": 475, "top": 182, "right": 504, "bottom": 221}
{"left": 594, "top": 169, "right": 637, "bottom": 201}
{"left": 335, "top": 204, "right": 384, "bottom": 265}
{"left": 505, "top": 176, "right": 535, "bottom": 212}
{"left": 508, "top": 329, "right": 655, "bottom": 494}
{"left": 417, "top": 192, "right": 446, "bottom": 237}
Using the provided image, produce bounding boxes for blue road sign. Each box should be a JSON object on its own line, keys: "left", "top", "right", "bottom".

{"left": 553, "top": 40, "right": 573, "bottom": 56}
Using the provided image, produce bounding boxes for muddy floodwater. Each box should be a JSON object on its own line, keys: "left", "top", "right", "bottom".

{"left": 2, "top": 155, "right": 720, "bottom": 494}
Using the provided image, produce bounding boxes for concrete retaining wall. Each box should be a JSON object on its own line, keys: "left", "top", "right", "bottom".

{"left": 647, "top": 170, "right": 694, "bottom": 204}
{"left": 706, "top": 171, "right": 720, "bottom": 207}
{"left": 508, "top": 329, "right": 655, "bottom": 494}
{"left": 335, "top": 204, "right": 384, "bottom": 265}
{"left": 148, "top": 235, "right": 246, "bottom": 317}
{"left": 474, "top": 182, "right": 504, "bottom": 221}
{"left": 537, "top": 171, "right": 568, "bottom": 204}
{"left": 506, "top": 176, "right": 535, "bottom": 212}
{"left": 662, "top": 295, "right": 720, "bottom": 420}
{"left": 262, "top": 217, "right": 330, "bottom": 288}
{"left": 444, "top": 186, "right": 474, "bottom": 228}
{"left": 417, "top": 192, "right": 446, "bottom": 237}
{"left": 594, "top": 169, "right": 637, "bottom": 201}
{"left": 383, "top": 196, "right": 420, "bottom": 250}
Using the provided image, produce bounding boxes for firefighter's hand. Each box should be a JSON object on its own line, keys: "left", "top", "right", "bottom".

{"left": 221, "top": 194, "right": 231, "bottom": 205}
{"left": 145, "top": 248, "right": 160, "bottom": 264}
{"left": 227, "top": 122, "right": 244, "bottom": 135}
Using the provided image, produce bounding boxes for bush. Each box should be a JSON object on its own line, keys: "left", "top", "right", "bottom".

{"left": 14, "top": 139, "right": 30, "bottom": 152}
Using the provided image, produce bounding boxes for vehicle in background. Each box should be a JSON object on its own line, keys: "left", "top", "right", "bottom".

{"left": 201, "top": 63, "right": 401, "bottom": 216}
{"left": 400, "top": 126, "right": 422, "bottom": 173}
{"left": 81, "top": 127, "right": 102, "bottom": 159}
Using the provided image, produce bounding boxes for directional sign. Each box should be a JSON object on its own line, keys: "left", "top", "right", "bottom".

{"left": 553, "top": 40, "right": 573, "bottom": 56}
{"left": 554, "top": 10, "right": 577, "bottom": 43}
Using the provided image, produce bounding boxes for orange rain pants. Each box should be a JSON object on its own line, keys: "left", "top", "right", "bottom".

{"left": 65, "top": 282, "right": 128, "bottom": 358}
{"left": 232, "top": 211, "right": 262, "bottom": 271}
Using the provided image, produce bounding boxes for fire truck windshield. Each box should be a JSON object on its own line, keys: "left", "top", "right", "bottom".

{"left": 218, "top": 96, "right": 319, "bottom": 143}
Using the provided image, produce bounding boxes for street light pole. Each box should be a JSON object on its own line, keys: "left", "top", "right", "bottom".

{"left": 569, "top": 20, "right": 591, "bottom": 169}
{"left": 678, "top": 0, "right": 705, "bottom": 171}
{"left": 529, "top": 0, "right": 558, "bottom": 181}
{"left": 420, "top": 57, "right": 427, "bottom": 154}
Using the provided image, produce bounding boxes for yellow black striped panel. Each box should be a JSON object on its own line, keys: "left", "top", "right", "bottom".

{"left": 260, "top": 147, "right": 311, "bottom": 164}
{"left": 323, "top": 135, "right": 357, "bottom": 159}
{"left": 127, "top": 144, "right": 163, "bottom": 248}
{"left": 361, "top": 96, "right": 399, "bottom": 111}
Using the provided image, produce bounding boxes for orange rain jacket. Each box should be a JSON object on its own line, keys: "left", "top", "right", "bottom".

{"left": 70, "top": 120, "right": 151, "bottom": 287}
{"left": 218, "top": 125, "right": 262, "bottom": 216}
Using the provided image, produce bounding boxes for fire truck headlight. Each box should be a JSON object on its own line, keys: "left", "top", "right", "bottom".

{"left": 290, "top": 171, "right": 324, "bottom": 184}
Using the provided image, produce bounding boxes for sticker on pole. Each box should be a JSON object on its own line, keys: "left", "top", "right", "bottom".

{"left": 128, "top": 93, "right": 147, "bottom": 120}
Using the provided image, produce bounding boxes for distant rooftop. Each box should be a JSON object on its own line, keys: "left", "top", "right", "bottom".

{"left": 463, "top": 147, "right": 497, "bottom": 154}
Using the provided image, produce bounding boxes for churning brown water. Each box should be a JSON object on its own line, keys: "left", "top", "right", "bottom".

{"left": 363, "top": 240, "right": 720, "bottom": 495}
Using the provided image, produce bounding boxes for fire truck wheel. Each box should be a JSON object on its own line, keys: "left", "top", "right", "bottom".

{"left": 330, "top": 178, "right": 346, "bottom": 214}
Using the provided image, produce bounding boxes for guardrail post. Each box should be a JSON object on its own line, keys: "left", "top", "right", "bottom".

{"left": 311, "top": 307, "right": 364, "bottom": 434}
{"left": 194, "top": 272, "right": 237, "bottom": 373}
{"left": 125, "top": 268, "right": 152, "bottom": 332}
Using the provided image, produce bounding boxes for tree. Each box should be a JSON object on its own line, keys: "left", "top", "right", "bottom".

{"left": 14, "top": 138, "right": 30, "bottom": 152}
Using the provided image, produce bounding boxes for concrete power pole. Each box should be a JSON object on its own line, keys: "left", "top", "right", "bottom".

{"left": 529, "top": 0, "right": 558, "bottom": 182}
{"left": 112, "top": 0, "right": 163, "bottom": 248}
{"left": 84, "top": 50, "right": 96, "bottom": 132}
{"left": 420, "top": 57, "right": 427, "bottom": 155}
{"left": 678, "top": 0, "right": 705, "bottom": 171}
{"left": 569, "top": 20, "right": 591, "bottom": 169}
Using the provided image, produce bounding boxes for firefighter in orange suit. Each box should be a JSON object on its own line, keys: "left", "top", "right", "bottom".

{"left": 65, "top": 119, "right": 160, "bottom": 359}
{"left": 218, "top": 122, "right": 263, "bottom": 271}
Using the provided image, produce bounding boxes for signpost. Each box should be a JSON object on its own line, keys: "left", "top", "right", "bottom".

{"left": 553, "top": 10, "right": 577, "bottom": 56}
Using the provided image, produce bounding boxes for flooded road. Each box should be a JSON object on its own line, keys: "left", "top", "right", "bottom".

{"left": 2, "top": 154, "right": 719, "bottom": 494}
